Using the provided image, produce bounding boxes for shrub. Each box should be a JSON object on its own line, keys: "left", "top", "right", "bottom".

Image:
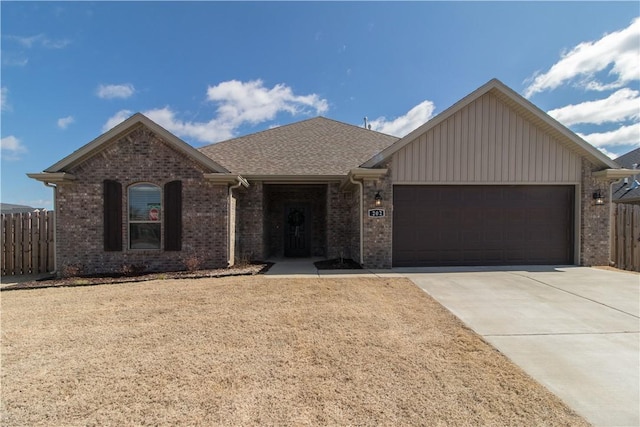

{"left": 182, "top": 254, "right": 204, "bottom": 272}
{"left": 120, "top": 263, "right": 147, "bottom": 277}
{"left": 60, "top": 264, "right": 84, "bottom": 278}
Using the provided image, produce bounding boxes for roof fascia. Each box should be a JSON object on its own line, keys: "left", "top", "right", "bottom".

{"left": 244, "top": 174, "right": 346, "bottom": 183}
{"left": 348, "top": 168, "right": 388, "bottom": 180}
{"left": 45, "top": 113, "right": 229, "bottom": 174}
{"left": 361, "top": 79, "right": 618, "bottom": 170}
{"left": 592, "top": 168, "right": 639, "bottom": 181}
{"left": 27, "top": 172, "right": 76, "bottom": 184}
{"left": 614, "top": 198, "right": 640, "bottom": 204}
{"left": 340, "top": 168, "right": 389, "bottom": 190}
{"left": 203, "top": 173, "right": 249, "bottom": 187}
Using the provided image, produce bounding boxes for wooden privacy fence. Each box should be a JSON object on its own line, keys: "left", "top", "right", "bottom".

{"left": 1, "top": 210, "right": 55, "bottom": 276}
{"left": 612, "top": 203, "right": 640, "bottom": 272}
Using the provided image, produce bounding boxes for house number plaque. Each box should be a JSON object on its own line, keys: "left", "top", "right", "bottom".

{"left": 368, "top": 208, "right": 385, "bottom": 218}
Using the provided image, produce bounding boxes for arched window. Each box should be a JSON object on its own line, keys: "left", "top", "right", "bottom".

{"left": 128, "top": 183, "right": 161, "bottom": 249}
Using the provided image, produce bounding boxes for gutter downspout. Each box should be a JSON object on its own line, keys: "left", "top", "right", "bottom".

{"left": 43, "top": 182, "right": 58, "bottom": 275}
{"left": 227, "top": 178, "right": 244, "bottom": 267}
{"left": 349, "top": 174, "right": 364, "bottom": 265}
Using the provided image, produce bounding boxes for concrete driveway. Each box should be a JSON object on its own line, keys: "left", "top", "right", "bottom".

{"left": 403, "top": 266, "right": 639, "bottom": 427}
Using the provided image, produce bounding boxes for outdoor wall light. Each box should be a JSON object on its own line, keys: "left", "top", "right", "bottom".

{"left": 592, "top": 190, "right": 605, "bottom": 206}
{"left": 374, "top": 191, "right": 383, "bottom": 207}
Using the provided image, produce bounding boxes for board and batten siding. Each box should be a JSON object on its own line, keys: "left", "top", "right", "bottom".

{"left": 391, "top": 92, "right": 582, "bottom": 184}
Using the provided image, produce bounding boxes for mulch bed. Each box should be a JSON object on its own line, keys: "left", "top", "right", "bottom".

{"left": 314, "top": 258, "right": 362, "bottom": 270}
{"left": 0, "top": 262, "right": 273, "bottom": 291}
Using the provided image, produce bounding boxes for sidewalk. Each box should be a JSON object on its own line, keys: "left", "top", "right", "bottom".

{"left": 1, "top": 273, "right": 54, "bottom": 288}
{"left": 264, "top": 258, "right": 389, "bottom": 278}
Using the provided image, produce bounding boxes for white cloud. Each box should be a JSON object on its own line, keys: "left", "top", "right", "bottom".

{"left": 548, "top": 88, "right": 640, "bottom": 126}
{"left": 97, "top": 83, "right": 136, "bottom": 99}
{"left": 1, "top": 135, "right": 27, "bottom": 160}
{"left": 369, "top": 100, "right": 436, "bottom": 137}
{"left": 597, "top": 147, "right": 619, "bottom": 160}
{"left": 5, "top": 34, "right": 70, "bottom": 49}
{"left": 1, "top": 87, "right": 9, "bottom": 111}
{"left": 206, "top": 79, "right": 328, "bottom": 127}
{"left": 146, "top": 107, "right": 237, "bottom": 142}
{"left": 57, "top": 115, "right": 75, "bottom": 129}
{"left": 103, "top": 80, "right": 329, "bottom": 144}
{"left": 103, "top": 108, "right": 235, "bottom": 142}
{"left": 1, "top": 55, "right": 28, "bottom": 67}
{"left": 524, "top": 17, "right": 640, "bottom": 98}
{"left": 102, "top": 110, "right": 133, "bottom": 132}
{"left": 578, "top": 123, "right": 640, "bottom": 148}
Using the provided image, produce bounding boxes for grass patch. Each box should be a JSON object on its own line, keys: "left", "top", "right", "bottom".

{"left": 1, "top": 277, "right": 588, "bottom": 426}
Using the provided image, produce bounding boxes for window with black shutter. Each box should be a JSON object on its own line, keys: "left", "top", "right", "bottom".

{"left": 104, "top": 180, "right": 123, "bottom": 251}
{"left": 164, "top": 180, "right": 182, "bottom": 251}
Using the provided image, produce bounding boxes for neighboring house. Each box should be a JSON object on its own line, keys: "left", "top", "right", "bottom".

{"left": 0, "top": 204, "right": 43, "bottom": 214}
{"left": 613, "top": 148, "right": 640, "bottom": 204}
{"left": 29, "top": 79, "right": 630, "bottom": 275}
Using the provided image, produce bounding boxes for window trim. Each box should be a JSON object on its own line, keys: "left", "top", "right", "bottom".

{"left": 127, "top": 182, "right": 162, "bottom": 250}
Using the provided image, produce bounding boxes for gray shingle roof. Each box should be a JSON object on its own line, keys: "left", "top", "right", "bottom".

{"left": 613, "top": 147, "right": 640, "bottom": 202}
{"left": 198, "top": 117, "right": 399, "bottom": 176}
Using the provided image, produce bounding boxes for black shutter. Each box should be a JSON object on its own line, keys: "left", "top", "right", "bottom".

{"left": 164, "top": 180, "right": 182, "bottom": 251}
{"left": 103, "top": 180, "right": 122, "bottom": 251}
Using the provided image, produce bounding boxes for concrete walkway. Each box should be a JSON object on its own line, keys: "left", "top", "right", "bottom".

{"left": 264, "top": 258, "right": 384, "bottom": 278}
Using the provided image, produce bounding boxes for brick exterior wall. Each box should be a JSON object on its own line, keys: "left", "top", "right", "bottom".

{"left": 326, "top": 183, "right": 354, "bottom": 260}
{"left": 580, "top": 158, "right": 612, "bottom": 266}
{"left": 361, "top": 166, "right": 393, "bottom": 269}
{"left": 55, "top": 126, "right": 229, "bottom": 275}
{"left": 347, "top": 186, "right": 361, "bottom": 264}
{"left": 235, "top": 181, "right": 264, "bottom": 261}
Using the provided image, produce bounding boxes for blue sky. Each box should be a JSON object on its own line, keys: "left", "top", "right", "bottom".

{"left": 2, "top": 2, "right": 639, "bottom": 209}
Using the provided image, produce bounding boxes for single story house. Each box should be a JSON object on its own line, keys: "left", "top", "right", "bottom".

{"left": 29, "top": 79, "right": 633, "bottom": 275}
{"left": 612, "top": 147, "right": 640, "bottom": 204}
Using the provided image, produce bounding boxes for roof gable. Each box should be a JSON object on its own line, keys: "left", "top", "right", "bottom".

{"left": 362, "top": 79, "right": 618, "bottom": 170}
{"left": 45, "top": 113, "right": 229, "bottom": 174}
{"left": 198, "top": 117, "right": 398, "bottom": 176}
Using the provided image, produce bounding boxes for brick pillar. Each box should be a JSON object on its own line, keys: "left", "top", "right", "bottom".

{"left": 361, "top": 167, "right": 393, "bottom": 269}
{"left": 237, "top": 181, "right": 264, "bottom": 261}
{"left": 326, "top": 183, "right": 352, "bottom": 260}
{"left": 580, "top": 158, "right": 612, "bottom": 266}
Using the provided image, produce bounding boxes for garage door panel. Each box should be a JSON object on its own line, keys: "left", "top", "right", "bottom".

{"left": 393, "top": 185, "right": 574, "bottom": 266}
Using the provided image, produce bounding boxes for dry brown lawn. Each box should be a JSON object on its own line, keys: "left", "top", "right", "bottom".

{"left": 1, "top": 277, "right": 589, "bottom": 426}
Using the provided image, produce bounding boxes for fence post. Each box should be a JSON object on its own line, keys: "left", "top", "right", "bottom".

{"left": 1, "top": 214, "right": 7, "bottom": 275}
{"left": 616, "top": 204, "right": 625, "bottom": 269}
{"left": 8, "top": 214, "right": 16, "bottom": 275}
{"left": 633, "top": 206, "right": 640, "bottom": 272}
{"left": 38, "top": 210, "right": 47, "bottom": 273}
{"left": 30, "top": 211, "right": 38, "bottom": 274}
{"left": 48, "top": 211, "right": 55, "bottom": 273}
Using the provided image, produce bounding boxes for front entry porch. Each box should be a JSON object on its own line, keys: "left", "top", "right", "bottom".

{"left": 264, "top": 184, "right": 328, "bottom": 259}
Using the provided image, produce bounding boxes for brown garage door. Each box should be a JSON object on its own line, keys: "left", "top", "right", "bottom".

{"left": 393, "top": 185, "right": 574, "bottom": 266}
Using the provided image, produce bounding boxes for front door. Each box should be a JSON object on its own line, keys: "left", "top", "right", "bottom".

{"left": 284, "top": 205, "right": 311, "bottom": 257}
